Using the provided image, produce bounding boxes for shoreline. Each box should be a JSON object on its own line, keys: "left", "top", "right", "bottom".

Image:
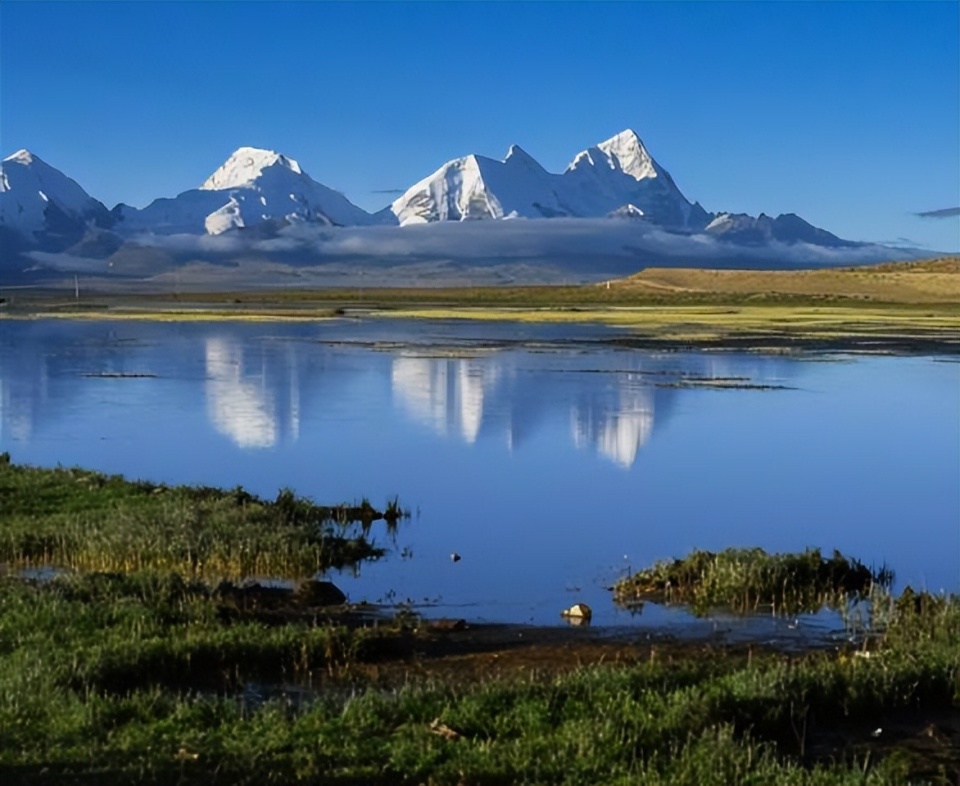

{"left": 3, "top": 304, "right": 958, "bottom": 355}
{"left": 3, "top": 459, "right": 958, "bottom": 783}
{"left": 3, "top": 258, "right": 957, "bottom": 354}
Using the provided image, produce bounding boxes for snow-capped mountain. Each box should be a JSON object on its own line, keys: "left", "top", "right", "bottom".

{"left": 115, "top": 147, "right": 379, "bottom": 235}
{"left": 704, "top": 212, "right": 853, "bottom": 247}
{"left": 391, "top": 144, "right": 575, "bottom": 225}
{"left": 562, "top": 130, "right": 711, "bottom": 228}
{"left": 1, "top": 134, "right": 887, "bottom": 286}
{"left": 0, "top": 149, "right": 115, "bottom": 249}
{"left": 390, "top": 130, "right": 711, "bottom": 229}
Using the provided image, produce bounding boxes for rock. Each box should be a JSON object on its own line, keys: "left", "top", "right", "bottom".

{"left": 217, "top": 581, "right": 291, "bottom": 610}
{"left": 295, "top": 579, "right": 346, "bottom": 606}
{"left": 561, "top": 602, "right": 592, "bottom": 621}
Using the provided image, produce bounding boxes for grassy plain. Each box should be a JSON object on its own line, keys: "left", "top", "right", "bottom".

{"left": 3, "top": 258, "right": 958, "bottom": 351}
{"left": 1, "top": 459, "right": 958, "bottom": 784}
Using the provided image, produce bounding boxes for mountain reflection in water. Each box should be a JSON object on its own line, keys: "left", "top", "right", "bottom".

{"left": 204, "top": 337, "right": 302, "bottom": 449}
{"left": 0, "top": 321, "right": 787, "bottom": 469}
{"left": 1, "top": 318, "right": 957, "bottom": 625}
{"left": 390, "top": 353, "right": 657, "bottom": 467}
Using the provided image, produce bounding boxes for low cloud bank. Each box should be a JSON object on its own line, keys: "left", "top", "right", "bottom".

{"left": 130, "top": 219, "right": 922, "bottom": 266}
{"left": 20, "top": 219, "right": 934, "bottom": 285}
{"left": 24, "top": 251, "right": 112, "bottom": 274}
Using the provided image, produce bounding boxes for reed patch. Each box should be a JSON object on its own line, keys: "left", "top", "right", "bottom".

{"left": 613, "top": 547, "right": 894, "bottom": 615}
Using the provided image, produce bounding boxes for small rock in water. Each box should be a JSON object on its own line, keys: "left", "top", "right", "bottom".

{"left": 450, "top": 552, "right": 461, "bottom": 562}
{"left": 561, "top": 602, "right": 592, "bottom": 623}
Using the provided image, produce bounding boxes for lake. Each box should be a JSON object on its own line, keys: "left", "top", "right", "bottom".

{"left": 1, "top": 318, "right": 957, "bottom": 632}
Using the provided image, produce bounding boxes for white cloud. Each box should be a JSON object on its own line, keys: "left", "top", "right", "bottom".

{"left": 24, "top": 219, "right": 933, "bottom": 284}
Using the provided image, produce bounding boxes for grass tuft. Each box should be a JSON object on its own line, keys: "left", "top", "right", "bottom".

{"left": 613, "top": 547, "right": 894, "bottom": 615}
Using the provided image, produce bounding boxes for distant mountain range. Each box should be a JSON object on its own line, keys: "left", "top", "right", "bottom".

{"left": 0, "top": 130, "right": 913, "bottom": 285}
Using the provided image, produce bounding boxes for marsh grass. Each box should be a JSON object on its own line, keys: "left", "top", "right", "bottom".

{"left": 0, "top": 459, "right": 405, "bottom": 579}
{"left": 0, "top": 573, "right": 389, "bottom": 696}
{"left": 613, "top": 547, "right": 894, "bottom": 615}
{"left": 1, "top": 581, "right": 956, "bottom": 785}
{"left": 1, "top": 458, "right": 957, "bottom": 784}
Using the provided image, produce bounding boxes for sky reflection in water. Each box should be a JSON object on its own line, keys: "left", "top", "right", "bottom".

{"left": 1, "top": 319, "right": 957, "bottom": 628}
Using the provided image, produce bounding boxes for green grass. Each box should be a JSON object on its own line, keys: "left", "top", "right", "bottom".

{"left": 0, "top": 455, "right": 402, "bottom": 579}
{"left": 1, "top": 459, "right": 957, "bottom": 784}
{"left": 1, "top": 580, "right": 956, "bottom": 784}
{"left": 613, "top": 547, "right": 894, "bottom": 615}
{"left": 0, "top": 572, "right": 387, "bottom": 693}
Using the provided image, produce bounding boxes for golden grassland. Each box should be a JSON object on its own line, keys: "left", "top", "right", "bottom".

{"left": 3, "top": 258, "right": 958, "bottom": 347}
{"left": 609, "top": 257, "right": 960, "bottom": 304}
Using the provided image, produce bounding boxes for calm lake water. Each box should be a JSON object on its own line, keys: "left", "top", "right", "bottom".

{"left": 1, "top": 318, "right": 957, "bottom": 632}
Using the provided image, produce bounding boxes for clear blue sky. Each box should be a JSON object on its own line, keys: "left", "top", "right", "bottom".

{"left": 2, "top": 1, "right": 958, "bottom": 250}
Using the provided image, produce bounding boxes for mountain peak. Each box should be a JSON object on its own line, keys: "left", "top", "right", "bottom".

{"left": 503, "top": 144, "right": 546, "bottom": 173}
{"left": 4, "top": 149, "right": 38, "bottom": 166}
{"left": 1, "top": 149, "right": 114, "bottom": 242}
{"left": 596, "top": 129, "right": 656, "bottom": 181}
{"left": 602, "top": 128, "right": 642, "bottom": 147}
{"left": 200, "top": 146, "right": 304, "bottom": 191}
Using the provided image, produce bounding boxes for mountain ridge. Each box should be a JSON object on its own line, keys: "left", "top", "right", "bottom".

{"left": 114, "top": 146, "right": 379, "bottom": 235}
{"left": 390, "top": 129, "right": 712, "bottom": 229}
{"left": 0, "top": 133, "right": 872, "bottom": 264}
{"left": 1, "top": 149, "right": 115, "bottom": 251}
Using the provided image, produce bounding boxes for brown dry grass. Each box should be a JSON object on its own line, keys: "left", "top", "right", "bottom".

{"left": 612, "top": 257, "right": 960, "bottom": 304}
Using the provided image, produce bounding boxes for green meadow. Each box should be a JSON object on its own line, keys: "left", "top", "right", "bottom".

{"left": 1, "top": 457, "right": 957, "bottom": 784}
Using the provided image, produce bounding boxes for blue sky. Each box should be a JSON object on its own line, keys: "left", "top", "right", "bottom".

{"left": 2, "top": 1, "right": 958, "bottom": 251}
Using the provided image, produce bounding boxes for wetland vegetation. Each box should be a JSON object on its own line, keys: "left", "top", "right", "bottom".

{"left": 0, "top": 454, "right": 403, "bottom": 579}
{"left": 3, "top": 258, "right": 958, "bottom": 353}
{"left": 613, "top": 547, "right": 893, "bottom": 616}
{"left": 1, "top": 458, "right": 957, "bottom": 784}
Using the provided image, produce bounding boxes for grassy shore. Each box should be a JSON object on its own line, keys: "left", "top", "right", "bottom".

{"left": 3, "top": 258, "right": 958, "bottom": 352}
{"left": 0, "top": 455, "right": 402, "bottom": 579}
{"left": 1, "top": 459, "right": 958, "bottom": 784}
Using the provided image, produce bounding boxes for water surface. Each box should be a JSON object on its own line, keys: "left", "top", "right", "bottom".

{"left": 1, "top": 318, "right": 957, "bottom": 630}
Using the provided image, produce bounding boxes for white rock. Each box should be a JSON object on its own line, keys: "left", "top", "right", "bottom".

{"left": 561, "top": 602, "right": 592, "bottom": 619}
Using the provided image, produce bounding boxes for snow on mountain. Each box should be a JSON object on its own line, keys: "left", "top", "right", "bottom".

{"left": 117, "top": 146, "right": 377, "bottom": 235}
{"left": 1, "top": 137, "right": 870, "bottom": 278}
{"left": 607, "top": 204, "right": 647, "bottom": 220}
{"left": 391, "top": 145, "right": 574, "bottom": 225}
{"left": 705, "top": 212, "right": 853, "bottom": 247}
{"left": 563, "top": 130, "right": 711, "bottom": 229}
{"left": 0, "top": 149, "right": 114, "bottom": 246}
{"left": 391, "top": 130, "right": 711, "bottom": 229}
{"left": 200, "top": 147, "right": 303, "bottom": 191}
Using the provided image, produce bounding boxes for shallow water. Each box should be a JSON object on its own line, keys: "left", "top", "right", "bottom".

{"left": 1, "top": 318, "right": 957, "bottom": 629}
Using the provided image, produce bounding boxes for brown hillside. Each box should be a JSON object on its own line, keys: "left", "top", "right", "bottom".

{"left": 613, "top": 258, "right": 960, "bottom": 304}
